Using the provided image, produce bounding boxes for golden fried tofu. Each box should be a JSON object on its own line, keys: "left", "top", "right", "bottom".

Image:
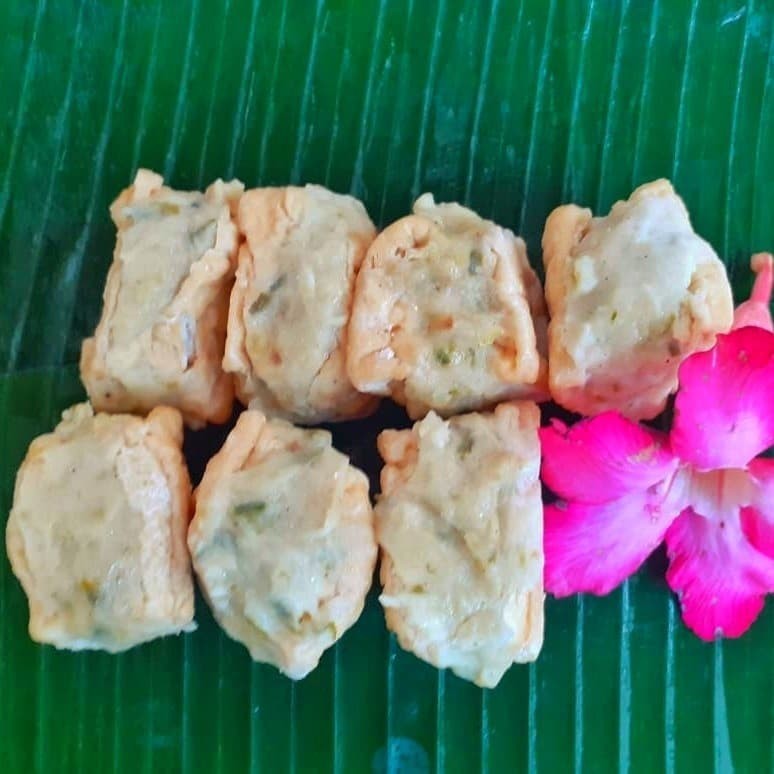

{"left": 188, "top": 410, "right": 377, "bottom": 679}
{"left": 6, "top": 404, "right": 195, "bottom": 652}
{"left": 81, "top": 169, "right": 243, "bottom": 428}
{"left": 347, "top": 194, "right": 548, "bottom": 419}
{"left": 224, "top": 185, "right": 378, "bottom": 424}
{"left": 375, "top": 402, "right": 543, "bottom": 688}
{"left": 542, "top": 179, "right": 734, "bottom": 419}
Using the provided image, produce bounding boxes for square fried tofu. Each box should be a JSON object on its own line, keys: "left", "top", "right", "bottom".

{"left": 224, "top": 185, "right": 378, "bottom": 424}
{"left": 347, "top": 194, "right": 548, "bottom": 419}
{"left": 5, "top": 404, "right": 195, "bottom": 652}
{"left": 542, "top": 179, "right": 734, "bottom": 419}
{"left": 188, "top": 410, "right": 377, "bottom": 679}
{"left": 81, "top": 169, "right": 243, "bottom": 428}
{"left": 375, "top": 402, "right": 544, "bottom": 688}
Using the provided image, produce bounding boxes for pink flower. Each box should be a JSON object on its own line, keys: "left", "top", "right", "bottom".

{"left": 541, "top": 254, "right": 774, "bottom": 640}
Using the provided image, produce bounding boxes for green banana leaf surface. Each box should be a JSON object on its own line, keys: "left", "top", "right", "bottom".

{"left": 1, "top": 1, "right": 772, "bottom": 772}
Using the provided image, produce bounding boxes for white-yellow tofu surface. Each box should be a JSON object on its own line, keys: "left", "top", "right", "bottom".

{"left": 224, "top": 185, "right": 378, "bottom": 423}
{"left": 542, "top": 179, "right": 734, "bottom": 419}
{"left": 6, "top": 404, "right": 195, "bottom": 652}
{"left": 347, "top": 194, "right": 548, "bottom": 419}
{"left": 188, "top": 410, "right": 377, "bottom": 680}
{"left": 375, "top": 402, "right": 544, "bottom": 688}
{"left": 81, "top": 169, "right": 243, "bottom": 428}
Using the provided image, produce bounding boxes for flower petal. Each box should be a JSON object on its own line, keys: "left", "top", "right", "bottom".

{"left": 665, "top": 508, "right": 774, "bottom": 640}
{"left": 740, "top": 507, "right": 774, "bottom": 561}
{"left": 671, "top": 326, "right": 774, "bottom": 470}
{"left": 544, "top": 490, "right": 676, "bottom": 597}
{"left": 540, "top": 413, "right": 676, "bottom": 504}
{"left": 732, "top": 253, "right": 773, "bottom": 332}
{"left": 740, "top": 458, "right": 774, "bottom": 559}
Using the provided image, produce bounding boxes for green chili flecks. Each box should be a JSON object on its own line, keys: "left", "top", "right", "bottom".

{"left": 158, "top": 202, "right": 181, "bottom": 216}
{"left": 233, "top": 500, "right": 267, "bottom": 520}
{"left": 250, "top": 275, "right": 286, "bottom": 315}
{"left": 457, "top": 434, "right": 474, "bottom": 457}
{"left": 434, "top": 347, "right": 453, "bottom": 366}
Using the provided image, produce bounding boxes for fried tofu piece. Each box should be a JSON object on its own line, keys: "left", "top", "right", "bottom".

{"left": 6, "top": 404, "right": 195, "bottom": 652}
{"left": 375, "top": 402, "right": 544, "bottom": 688}
{"left": 542, "top": 179, "right": 734, "bottom": 419}
{"left": 81, "top": 169, "right": 243, "bottom": 428}
{"left": 347, "top": 194, "right": 548, "bottom": 419}
{"left": 224, "top": 185, "right": 378, "bottom": 424}
{"left": 188, "top": 410, "right": 377, "bottom": 679}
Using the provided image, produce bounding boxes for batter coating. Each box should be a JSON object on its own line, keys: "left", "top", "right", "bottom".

{"left": 188, "top": 410, "right": 377, "bottom": 679}
{"left": 347, "top": 194, "right": 548, "bottom": 419}
{"left": 224, "top": 185, "right": 378, "bottom": 423}
{"left": 375, "top": 402, "right": 544, "bottom": 688}
{"left": 6, "top": 404, "right": 194, "bottom": 652}
{"left": 81, "top": 169, "right": 243, "bottom": 428}
{"left": 542, "top": 179, "right": 734, "bottom": 419}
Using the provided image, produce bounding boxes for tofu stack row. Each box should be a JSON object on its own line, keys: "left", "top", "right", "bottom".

{"left": 6, "top": 171, "right": 733, "bottom": 688}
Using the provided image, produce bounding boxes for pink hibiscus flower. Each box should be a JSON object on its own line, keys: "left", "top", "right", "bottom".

{"left": 541, "top": 254, "right": 774, "bottom": 640}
